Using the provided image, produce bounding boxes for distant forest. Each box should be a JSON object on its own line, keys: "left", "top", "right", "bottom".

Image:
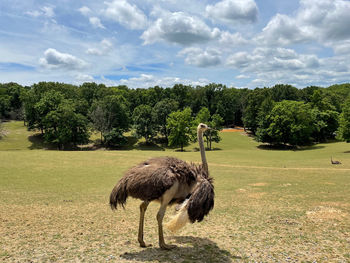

{"left": 1, "top": 82, "right": 350, "bottom": 149}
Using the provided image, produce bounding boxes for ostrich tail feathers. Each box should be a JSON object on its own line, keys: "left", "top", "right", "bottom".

{"left": 166, "top": 178, "right": 215, "bottom": 231}
{"left": 165, "top": 200, "right": 190, "bottom": 232}
{"left": 109, "top": 178, "right": 128, "bottom": 210}
{"left": 187, "top": 178, "right": 214, "bottom": 223}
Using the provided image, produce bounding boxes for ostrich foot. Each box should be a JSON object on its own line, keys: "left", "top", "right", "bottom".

{"left": 139, "top": 241, "right": 152, "bottom": 248}
{"left": 159, "top": 243, "right": 176, "bottom": 250}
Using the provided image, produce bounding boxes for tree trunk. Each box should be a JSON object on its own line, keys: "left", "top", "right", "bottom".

{"left": 164, "top": 127, "right": 168, "bottom": 144}
{"left": 209, "top": 132, "right": 212, "bottom": 150}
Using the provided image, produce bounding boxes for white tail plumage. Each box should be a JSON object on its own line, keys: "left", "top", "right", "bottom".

{"left": 165, "top": 200, "right": 190, "bottom": 232}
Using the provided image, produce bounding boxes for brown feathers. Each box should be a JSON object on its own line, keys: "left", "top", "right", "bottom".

{"left": 187, "top": 177, "right": 215, "bottom": 223}
{"left": 109, "top": 157, "right": 203, "bottom": 209}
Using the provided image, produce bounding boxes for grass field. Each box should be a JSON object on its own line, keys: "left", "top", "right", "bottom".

{"left": 1, "top": 121, "right": 350, "bottom": 262}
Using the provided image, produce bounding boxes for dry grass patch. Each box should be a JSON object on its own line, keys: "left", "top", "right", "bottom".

{"left": 0, "top": 201, "right": 235, "bottom": 262}
{"left": 246, "top": 192, "right": 267, "bottom": 199}
{"left": 306, "top": 206, "right": 348, "bottom": 222}
{"left": 248, "top": 182, "right": 268, "bottom": 187}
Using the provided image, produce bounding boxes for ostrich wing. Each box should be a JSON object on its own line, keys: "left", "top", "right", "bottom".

{"left": 123, "top": 157, "right": 197, "bottom": 202}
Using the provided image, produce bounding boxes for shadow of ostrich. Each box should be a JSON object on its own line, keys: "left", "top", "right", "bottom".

{"left": 120, "top": 236, "right": 240, "bottom": 263}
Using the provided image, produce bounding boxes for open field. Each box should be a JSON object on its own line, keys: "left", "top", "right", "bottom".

{"left": 1, "top": 121, "right": 350, "bottom": 262}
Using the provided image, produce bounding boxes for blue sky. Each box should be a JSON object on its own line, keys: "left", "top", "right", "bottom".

{"left": 1, "top": 0, "right": 350, "bottom": 88}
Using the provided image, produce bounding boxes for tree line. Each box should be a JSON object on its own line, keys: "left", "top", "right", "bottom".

{"left": 0, "top": 82, "right": 350, "bottom": 149}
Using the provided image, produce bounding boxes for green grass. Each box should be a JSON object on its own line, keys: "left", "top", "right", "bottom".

{"left": 0, "top": 121, "right": 350, "bottom": 262}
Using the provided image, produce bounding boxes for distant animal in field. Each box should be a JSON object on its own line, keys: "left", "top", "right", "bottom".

{"left": 109, "top": 123, "right": 214, "bottom": 250}
{"left": 331, "top": 157, "right": 341, "bottom": 165}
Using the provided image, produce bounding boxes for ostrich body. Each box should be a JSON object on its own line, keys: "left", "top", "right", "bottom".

{"left": 331, "top": 157, "right": 341, "bottom": 165}
{"left": 109, "top": 123, "right": 214, "bottom": 250}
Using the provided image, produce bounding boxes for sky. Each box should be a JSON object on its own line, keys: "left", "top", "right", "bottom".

{"left": 1, "top": 0, "right": 350, "bottom": 89}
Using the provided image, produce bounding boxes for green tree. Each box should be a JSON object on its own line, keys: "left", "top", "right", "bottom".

{"left": 171, "top": 84, "right": 192, "bottom": 109}
{"left": 1, "top": 82, "right": 26, "bottom": 119}
{"left": 34, "top": 90, "right": 65, "bottom": 133}
{"left": 256, "top": 100, "right": 316, "bottom": 146}
{"left": 167, "top": 107, "right": 194, "bottom": 151}
{"left": 216, "top": 87, "right": 242, "bottom": 126}
{"left": 243, "top": 88, "right": 270, "bottom": 134}
{"left": 270, "top": 84, "right": 300, "bottom": 102}
{"left": 90, "top": 104, "right": 107, "bottom": 143}
{"left": 0, "top": 120, "right": 3, "bottom": 139}
{"left": 203, "top": 83, "right": 225, "bottom": 115}
{"left": 103, "top": 128, "right": 127, "bottom": 147}
{"left": 22, "top": 87, "right": 90, "bottom": 149}
{"left": 79, "top": 82, "right": 102, "bottom": 106}
{"left": 255, "top": 97, "right": 276, "bottom": 143}
{"left": 337, "top": 99, "right": 350, "bottom": 142}
{"left": 132, "top": 104, "right": 156, "bottom": 144}
{"left": 152, "top": 99, "right": 179, "bottom": 142}
{"left": 23, "top": 82, "right": 84, "bottom": 131}
{"left": 299, "top": 86, "right": 321, "bottom": 103}
{"left": 311, "top": 109, "right": 339, "bottom": 142}
{"left": 327, "top": 83, "right": 350, "bottom": 105}
{"left": 195, "top": 107, "right": 210, "bottom": 124}
{"left": 42, "top": 99, "right": 90, "bottom": 149}
{"left": 0, "top": 95, "right": 10, "bottom": 118}
{"left": 310, "top": 90, "right": 339, "bottom": 142}
{"left": 22, "top": 90, "right": 40, "bottom": 130}
{"left": 207, "top": 113, "right": 224, "bottom": 150}
{"left": 90, "top": 95, "right": 130, "bottom": 146}
{"left": 194, "top": 107, "right": 224, "bottom": 150}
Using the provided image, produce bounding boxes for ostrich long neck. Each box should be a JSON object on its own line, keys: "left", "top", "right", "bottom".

{"left": 198, "top": 129, "right": 208, "bottom": 175}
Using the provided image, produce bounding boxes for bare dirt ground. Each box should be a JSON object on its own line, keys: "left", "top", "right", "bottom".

{"left": 222, "top": 127, "right": 245, "bottom": 133}
{"left": 1, "top": 189, "right": 349, "bottom": 262}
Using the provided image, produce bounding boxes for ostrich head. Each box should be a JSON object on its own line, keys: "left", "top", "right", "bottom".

{"left": 197, "top": 123, "right": 210, "bottom": 133}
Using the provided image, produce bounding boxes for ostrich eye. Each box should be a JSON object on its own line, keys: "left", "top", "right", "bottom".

{"left": 201, "top": 124, "right": 205, "bottom": 128}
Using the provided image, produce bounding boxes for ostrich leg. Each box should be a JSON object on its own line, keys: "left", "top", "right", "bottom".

{"left": 157, "top": 183, "right": 178, "bottom": 250}
{"left": 138, "top": 201, "right": 150, "bottom": 247}
{"left": 157, "top": 204, "right": 176, "bottom": 250}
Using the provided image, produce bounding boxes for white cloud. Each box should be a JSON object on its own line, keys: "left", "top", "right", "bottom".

{"left": 298, "top": 0, "right": 350, "bottom": 41}
{"left": 331, "top": 40, "right": 350, "bottom": 55}
{"left": 103, "top": 0, "right": 148, "bottom": 30}
{"left": 256, "top": 0, "right": 350, "bottom": 46}
{"left": 119, "top": 74, "right": 210, "bottom": 89}
{"left": 225, "top": 46, "right": 349, "bottom": 87}
{"left": 219, "top": 31, "right": 248, "bottom": 46}
{"left": 86, "top": 39, "right": 113, "bottom": 55}
{"left": 179, "top": 47, "right": 221, "bottom": 67}
{"left": 255, "top": 14, "right": 310, "bottom": 46}
{"left": 26, "top": 10, "right": 41, "bottom": 17}
{"left": 78, "top": 6, "right": 91, "bottom": 16}
{"left": 26, "top": 6, "right": 55, "bottom": 18}
{"left": 227, "top": 47, "right": 320, "bottom": 72}
{"left": 206, "top": 0, "right": 258, "bottom": 25}
{"left": 236, "top": 74, "right": 250, "bottom": 79}
{"left": 141, "top": 12, "right": 220, "bottom": 45}
{"left": 42, "top": 6, "right": 55, "bottom": 18}
{"left": 75, "top": 73, "right": 94, "bottom": 82}
{"left": 39, "top": 48, "right": 88, "bottom": 70}
{"left": 89, "top": 17, "right": 105, "bottom": 29}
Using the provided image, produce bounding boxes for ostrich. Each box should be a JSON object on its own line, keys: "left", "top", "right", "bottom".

{"left": 331, "top": 157, "right": 341, "bottom": 165}
{"left": 109, "top": 123, "right": 214, "bottom": 250}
